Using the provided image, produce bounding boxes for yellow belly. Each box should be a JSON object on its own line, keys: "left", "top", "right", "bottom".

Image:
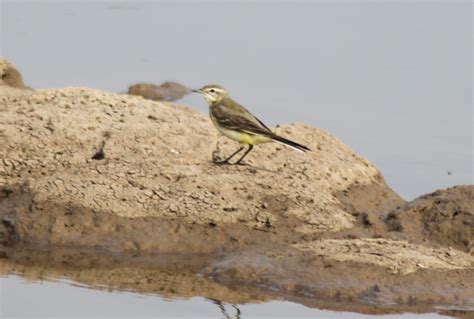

{"left": 215, "top": 124, "right": 271, "bottom": 145}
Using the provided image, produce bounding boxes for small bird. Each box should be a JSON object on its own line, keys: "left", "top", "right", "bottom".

{"left": 193, "top": 84, "right": 310, "bottom": 165}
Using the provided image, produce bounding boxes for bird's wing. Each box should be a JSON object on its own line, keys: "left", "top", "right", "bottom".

{"left": 252, "top": 114, "right": 272, "bottom": 131}
{"left": 211, "top": 103, "right": 273, "bottom": 136}
{"left": 228, "top": 99, "right": 272, "bottom": 131}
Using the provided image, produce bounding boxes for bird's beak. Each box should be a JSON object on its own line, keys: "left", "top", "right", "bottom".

{"left": 191, "top": 89, "right": 202, "bottom": 94}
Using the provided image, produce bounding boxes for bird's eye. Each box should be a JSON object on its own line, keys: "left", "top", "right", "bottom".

{"left": 210, "top": 89, "right": 215, "bottom": 93}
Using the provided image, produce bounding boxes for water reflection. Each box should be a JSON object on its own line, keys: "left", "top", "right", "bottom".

{"left": 0, "top": 245, "right": 269, "bottom": 305}
{"left": 0, "top": 246, "right": 471, "bottom": 318}
{"left": 210, "top": 299, "right": 241, "bottom": 319}
{"left": 1, "top": 275, "right": 459, "bottom": 319}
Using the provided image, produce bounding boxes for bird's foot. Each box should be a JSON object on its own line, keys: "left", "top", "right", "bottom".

{"left": 212, "top": 159, "right": 231, "bottom": 165}
{"left": 212, "top": 159, "right": 250, "bottom": 166}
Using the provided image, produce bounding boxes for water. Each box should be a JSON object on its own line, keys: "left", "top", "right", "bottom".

{"left": 0, "top": 1, "right": 472, "bottom": 318}
{"left": 0, "top": 276, "right": 452, "bottom": 319}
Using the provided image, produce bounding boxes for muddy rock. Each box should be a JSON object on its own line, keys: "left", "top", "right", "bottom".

{"left": 295, "top": 238, "right": 473, "bottom": 275}
{"left": 385, "top": 185, "right": 474, "bottom": 253}
{"left": 0, "top": 85, "right": 401, "bottom": 249}
{"left": 0, "top": 58, "right": 27, "bottom": 89}
{"left": 128, "top": 81, "right": 189, "bottom": 101}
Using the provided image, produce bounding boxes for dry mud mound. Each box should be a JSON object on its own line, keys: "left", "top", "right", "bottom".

{"left": 0, "top": 75, "right": 473, "bottom": 314}
{"left": 0, "top": 85, "right": 401, "bottom": 250}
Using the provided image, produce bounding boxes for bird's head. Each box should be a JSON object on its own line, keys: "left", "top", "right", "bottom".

{"left": 192, "top": 84, "right": 229, "bottom": 105}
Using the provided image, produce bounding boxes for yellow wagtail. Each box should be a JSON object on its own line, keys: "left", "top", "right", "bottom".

{"left": 193, "top": 84, "right": 310, "bottom": 165}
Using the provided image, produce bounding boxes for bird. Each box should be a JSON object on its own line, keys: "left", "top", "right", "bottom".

{"left": 192, "top": 84, "right": 310, "bottom": 165}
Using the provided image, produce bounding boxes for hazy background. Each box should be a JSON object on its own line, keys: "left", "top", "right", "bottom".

{"left": 1, "top": 1, "right": 472, "bottom": 200}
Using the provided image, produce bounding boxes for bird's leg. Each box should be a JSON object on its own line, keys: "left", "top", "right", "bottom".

{"left": 214, "top": 146, "right": 245, "bottom": 164}
{"left": 234, "top": 145, "right": 253, "bottom": 165}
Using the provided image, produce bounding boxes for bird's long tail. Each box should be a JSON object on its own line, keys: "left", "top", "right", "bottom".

{"left": 270, "top": 134, "right": 311, "bottom": 153}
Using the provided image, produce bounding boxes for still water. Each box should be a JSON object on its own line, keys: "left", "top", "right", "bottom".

{"left": 0, "top": 1, "right": 472, "bottom": 318}
{"left": 0, "top": 276, "right": 453, "bottom": 319}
